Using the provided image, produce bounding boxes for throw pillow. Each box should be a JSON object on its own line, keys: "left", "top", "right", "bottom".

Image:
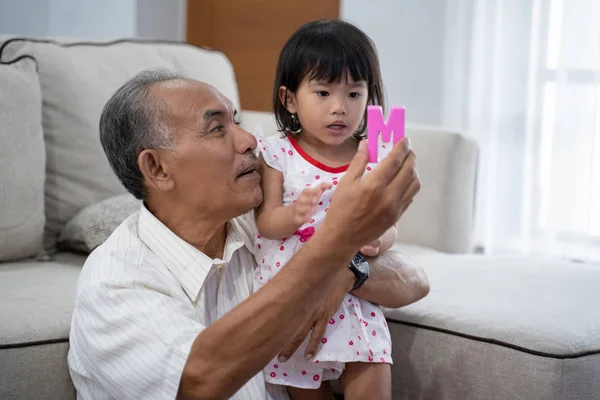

{"left": 58, "top": 193, "right": 140, "bottom": 254}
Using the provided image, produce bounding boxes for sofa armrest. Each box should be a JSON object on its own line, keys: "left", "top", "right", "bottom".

{"left": 399, "top": 125, "right": 478, "bottom": 253}
{"left": 241, "top": 111, "right": 479, "bottom": 254}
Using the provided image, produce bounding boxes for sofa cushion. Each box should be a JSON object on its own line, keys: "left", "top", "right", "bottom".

{"left": 59, "top": 193, "right": 140, "bottom": 254}
{"left": 0, "top": 258, "right": 83, "bottom": 347}
{"left": 1, "top": 342, "right": 75, "bottom": 400}
{"left": 0, "top": 56, "right": 45, "bottom": 262}
{"left": 385, "top": 254, "right": 600, "bottom": 355}
{"left": 384, "top": 254, "right": 600, "bottom": 399}
{"left": 0, "top": 254, "right": 85, "bottom": 399}
{"left": 0, "top": 38, "right": 240, "bottom": 253}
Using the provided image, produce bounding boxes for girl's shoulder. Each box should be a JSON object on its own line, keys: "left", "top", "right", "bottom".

{"left": 253, "top": 125, "right": 289, "bottom": 146}
{"left": 263, "top": 132, "right": 291, "bottom": 148}
{"left": 254, "top": 126, "right": 293, "bottom": 172}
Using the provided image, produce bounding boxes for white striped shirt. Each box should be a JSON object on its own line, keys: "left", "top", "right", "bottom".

{"left": 68, "top": 204, "right": 290, "bottom": 400}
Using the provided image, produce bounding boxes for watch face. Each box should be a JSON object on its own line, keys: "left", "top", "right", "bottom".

{"left": 353, "top": 252, "right": 366, "bottom": 263}
{"left": 352, "top": 253, "right": 369, "bottom": 275}
{"left": 355, "top": 260, "right": 369, "bottom": 275}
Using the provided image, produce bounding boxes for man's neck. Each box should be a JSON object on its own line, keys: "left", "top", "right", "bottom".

{"left": 145, "top": 200, "right": 228, "bottom": 259}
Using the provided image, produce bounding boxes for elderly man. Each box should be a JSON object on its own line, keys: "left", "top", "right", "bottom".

{"left": 67, "top": 69, "right": 427, "bottom": 400}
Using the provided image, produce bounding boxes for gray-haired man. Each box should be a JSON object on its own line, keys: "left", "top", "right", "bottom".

{"left": 68, "top": 70, "right": 427, "bottom": 400}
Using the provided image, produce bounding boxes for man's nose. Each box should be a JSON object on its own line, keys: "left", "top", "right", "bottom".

{"left": 233, "top": 124, "right": 258, "bottom": 154}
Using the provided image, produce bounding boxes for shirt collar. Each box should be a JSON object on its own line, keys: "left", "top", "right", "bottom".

{"left": 137, "top": 203, "right": 247, "bottom": 302}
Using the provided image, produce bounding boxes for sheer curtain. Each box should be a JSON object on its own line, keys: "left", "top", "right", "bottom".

{"left": 442, "top": 0, "right": 600, "bottom": 262}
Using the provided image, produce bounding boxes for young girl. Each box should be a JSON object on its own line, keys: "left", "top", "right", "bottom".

{"left": 253, "top": 20, "right": 397, "bottom": 399}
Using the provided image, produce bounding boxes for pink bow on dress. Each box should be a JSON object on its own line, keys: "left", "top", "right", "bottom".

{"left": 293, "top": 226, "right": 315, "bottom": 243}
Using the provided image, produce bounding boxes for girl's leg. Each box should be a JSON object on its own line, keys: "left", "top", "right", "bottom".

{"left": 287, "top": 382, "right": 335, "bottom": 400}
{"left": 338, "top": 362, "right": 391, "bottom": 400}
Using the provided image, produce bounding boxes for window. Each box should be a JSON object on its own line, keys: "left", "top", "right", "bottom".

{"left": 536, "top": 0, "right": 600, "bottom": 260}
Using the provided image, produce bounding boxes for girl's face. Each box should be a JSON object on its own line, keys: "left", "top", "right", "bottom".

{"left": 281, "top": 75, "right": 368, "bottom": 146}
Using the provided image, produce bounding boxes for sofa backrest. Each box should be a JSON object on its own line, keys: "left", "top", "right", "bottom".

{"left": 0, "top": 37, "right": 239, "bottom": 254}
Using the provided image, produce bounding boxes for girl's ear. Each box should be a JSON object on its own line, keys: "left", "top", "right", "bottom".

{"left": 278, "top": 86, "right": 298, "bottom": 114}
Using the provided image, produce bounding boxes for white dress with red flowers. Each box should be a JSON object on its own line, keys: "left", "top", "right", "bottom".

{"left": 253, "top": 128, "right": 393, "bottom": 389}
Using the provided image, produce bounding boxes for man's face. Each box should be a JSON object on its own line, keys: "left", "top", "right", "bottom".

{"left": 154, "top": 80, "right": 262, "bottom": 221}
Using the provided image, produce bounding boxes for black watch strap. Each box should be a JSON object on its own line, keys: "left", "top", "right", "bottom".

{"left": 349, "top": 252, "right": 370, "bottom": 291}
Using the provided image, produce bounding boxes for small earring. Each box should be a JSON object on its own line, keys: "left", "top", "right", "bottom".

{"left": 290, "top": 114, "right": 302, "bottom": 134}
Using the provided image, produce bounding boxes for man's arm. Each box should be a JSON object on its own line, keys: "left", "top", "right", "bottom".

{"left": 179, "top": 139, "right": 420, "bottom": 399}
{"left": 352, "top": 249, "right": 430, "bottom": 308}
{"left": 179, "top": 235, "right": 355, "bottom": 399}
{"left": 276, "top": 249, "right": 430, "bottom": 363}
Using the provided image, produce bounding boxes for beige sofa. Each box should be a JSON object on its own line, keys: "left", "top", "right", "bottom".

{"left": 1, "top": 37, "right": 598, "bottom": 400}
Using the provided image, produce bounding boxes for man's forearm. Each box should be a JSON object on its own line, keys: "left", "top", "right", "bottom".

{"left": 351, "top": 250, "right": 430, "bottom": 308}
{"left": 178, "top": 227, "right": 355, "bottom": 400}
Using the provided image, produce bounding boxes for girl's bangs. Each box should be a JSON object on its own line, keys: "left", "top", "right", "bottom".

{"left": 301, "top": 41, "right": 371, "bottom": 85}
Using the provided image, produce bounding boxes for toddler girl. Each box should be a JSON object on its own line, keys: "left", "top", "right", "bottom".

{"left": 254, "top": 19, "right": 396, "bottom": 400}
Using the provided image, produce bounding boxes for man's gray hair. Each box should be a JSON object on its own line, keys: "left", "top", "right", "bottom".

{"left": 99, "top": 69, "right": 185, "bottom": 199}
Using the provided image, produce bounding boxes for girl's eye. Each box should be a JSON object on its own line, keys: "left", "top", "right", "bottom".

{"left": 349, "top": 92, "right": 361, "bottom": 99}
{"left": 316, "top": 91, "right": 329, "bottom": 97}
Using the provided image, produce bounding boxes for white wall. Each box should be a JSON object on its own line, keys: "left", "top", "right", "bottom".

{"left": 136, "top": 0, "right": 186, "bottom": 41}
{"left": 47, "top": 0, "right": 137, "bottom": 39}
{"left": 341, "top": 0, "right": 446, "bottom": 125}
{"left": 0, "top": 0, "right": 51, "bottom": 37}
{"left": 0, "top": 0, "right": 185, "bottom": 40}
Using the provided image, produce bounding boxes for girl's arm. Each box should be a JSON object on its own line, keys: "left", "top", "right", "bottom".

{"left": 255, "top": 155, "right": 331, "bottom": 240}
{"left": 255, "top": 155, "right": 298, "bottom": 240}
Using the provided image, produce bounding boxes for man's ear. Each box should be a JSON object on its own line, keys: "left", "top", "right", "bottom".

{"left": 278, "top": 86, "right": 298, "bottom": 114}
{"left": 138, "top": 149, "right": 175, "bottom": 193}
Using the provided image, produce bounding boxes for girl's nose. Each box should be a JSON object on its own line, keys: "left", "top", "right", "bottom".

{"left": 331, "top": 97, "right": 347, "bottom": 115}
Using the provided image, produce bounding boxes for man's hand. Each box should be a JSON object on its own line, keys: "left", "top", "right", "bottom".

{"left": 360, "top": 226, "right": 398, "bottom": 257}
{"left": 277, "top": 269, "right": 354, "bottom": 363}
{"left": 292, "top": 183, "right": 332, "bottom": 226}
{"left": 360, "top": 237, "right": 382, "bottom": 257}
{"left": 321, "top": 139, "right": 419, "bottom": 255}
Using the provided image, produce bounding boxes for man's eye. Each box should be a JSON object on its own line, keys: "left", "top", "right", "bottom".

{"left": 316, "top": 91, "right": 329, "bottom": 97}
{"left": 211, "top": 125, "right": 225, "bottom": 133}
{"left": 349, "top": 92, "right": 361, "bottom": 99}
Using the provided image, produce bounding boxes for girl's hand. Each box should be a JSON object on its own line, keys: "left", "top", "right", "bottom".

{"left": 292, "top": 182, "right": 333, "bottom": 226}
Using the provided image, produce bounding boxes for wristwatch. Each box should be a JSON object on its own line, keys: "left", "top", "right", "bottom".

{"left": 349, "top": 252, "right": 370, "bottom": 291}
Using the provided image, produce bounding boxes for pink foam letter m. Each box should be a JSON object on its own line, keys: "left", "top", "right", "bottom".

{"left": 367, "top": 106, "right": 405, "bottom": 163}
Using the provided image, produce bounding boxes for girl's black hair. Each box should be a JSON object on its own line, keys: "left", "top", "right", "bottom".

{"left": 273, "top": 19, "right": 385, "bottom": 138}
